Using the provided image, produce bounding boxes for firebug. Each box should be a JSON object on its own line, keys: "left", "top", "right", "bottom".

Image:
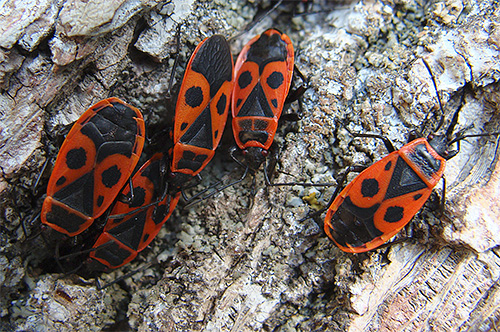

{"left": 323, "top": 60, "right": 500, "bottom": 253}
{"left": 231, "top": 28, "right": 294, "bottom": 172}
{"left": 40, "top": 98, "right": 145, "bottom": 237}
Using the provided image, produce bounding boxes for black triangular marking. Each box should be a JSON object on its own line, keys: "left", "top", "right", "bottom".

{"left": 107, "top": 210, "right": 148, "bottom": 250}
{"left": 53, "top": 171, "right": 94, "bottom": 215}
{"left": 237, "top": 83, "right": 274, "bottom": 118}
{"left": 384, "top": 156, "right": 427, "bottom": 200}
{"left": 179, "top": 105, "right": 213, "bottom": 150}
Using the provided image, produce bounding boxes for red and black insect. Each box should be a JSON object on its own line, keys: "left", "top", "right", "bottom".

{"left": 85, "top": 34, "right": 234, "bottom": 270}
{"left": 169, "top": 34, "right": 234, "bottom": 190}
{"left": 89, "top": 153, "right": 180, "bottom": 270}
{"left": 231, "top": 28, "right": 295, "bottom": 172}
{"left": 41, "top": 98, "right": 145, "bottom": 237}
{"left": 323, "top": 60, "right": 500, "bottom": 253}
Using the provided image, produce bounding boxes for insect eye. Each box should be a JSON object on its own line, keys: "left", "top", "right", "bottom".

{"left": 261, "top": 150, "right": 269, "bottom": 157}
{"left": 169, "top": 172, "right": 176, "bottom": 179}
{"left": 243, "top": 150, "right": 248, "bottom": 156}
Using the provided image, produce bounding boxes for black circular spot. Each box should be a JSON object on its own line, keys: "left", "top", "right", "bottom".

{"left": 97, "top": 195, "right": 104, "bottom": 207}
{"left": 361, "top": 178, "right": 379, "bottom": 198}
{"left": 413, "top": 193, "right": 423, "bottom": 200}
{"left": 267, "top": 71, "right": 284, "bottom": 89}
{"left": 385, "top": 161, "right": 392, "bottom": 171}
{"left": 216, "top": 93, "right": 227, "bottom": 115}
{"left": 181, "top": 122, "right": 188, "bottom": 131}
{"left": 101, "top": 165, "right": 122, "bottom": 188}
{"left": 270, "top": 99, "right": 278, "bottom": 108}
{"left": 384, "top": 206, "right": 404, "bottom": 223}
{"left": 56, "top": 176, "right": 66, "bottom": 186}
{"left": 130, "top": 187, "right": 146, "bottom": 207}
{"left": 185, "top": 86, "right": 203, "bottom": 108}
{"left": 66, "top": 148, "right": 87, "bottom": 170}
{"left": 238, "top": 71, "right": 252, "bottom": 89}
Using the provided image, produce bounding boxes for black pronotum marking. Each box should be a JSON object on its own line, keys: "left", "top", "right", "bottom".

{"left": 407, "top": 143, "right": 442, "bottom": 179}
{"left": 239, "top": 130, "right": 269, "bottom": 145}
{"left": 246, "top": 32, "right": 288, "bottom": 73}
{"left": 191, "top": 35, "right": 233, "bottom": 97}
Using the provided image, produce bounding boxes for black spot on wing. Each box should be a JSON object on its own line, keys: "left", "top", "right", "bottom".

{"left": 216, "top": 93, "right": 227, "bottom": 115}
{"left": 66, "top": 148, "right": 87, "bottom": 170}
{"left": 129, "top": 186, "right": 146, "bottom": 208}
{"left": 101, "top": 165, "right": 122, "bottom": 188}
{"left": 185, "top": 86, "right": 204, "bottom": 108}
{"left": 56, "top": 176, "right": 66, "bottom": 186}
{"left": 181, "top": 123, "right": 188, "bottom": 131}
{"left": 361, "top": 178, "right": 379, "bottom": 198}
{"left": 238, "top": 71, "right": 253, "bottom": 89}
{"left": 191, "top": 35, "right": 233, "bottom": 98}
{"left": 384, "top": 206, "right": 404, "bottom": 223}
{"left": 97, "top": 195, "right": 104, "bottom": 207}
{"left": 384, "top": 160, "right": 392, "bottom": 171}
{"left": 267, "top": 71, "right": 284, "bottom": 89}
{"left": 153, "top": 203, "right": 168, "bottom": 225}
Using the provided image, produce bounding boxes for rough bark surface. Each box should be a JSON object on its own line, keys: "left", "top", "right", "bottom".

{"left": 1, "top": 0, "right": 499, "bottom": 331}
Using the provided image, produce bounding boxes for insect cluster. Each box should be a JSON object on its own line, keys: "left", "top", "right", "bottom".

{"left": 33, "top": 24, "right": 498, "bottom": 277}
